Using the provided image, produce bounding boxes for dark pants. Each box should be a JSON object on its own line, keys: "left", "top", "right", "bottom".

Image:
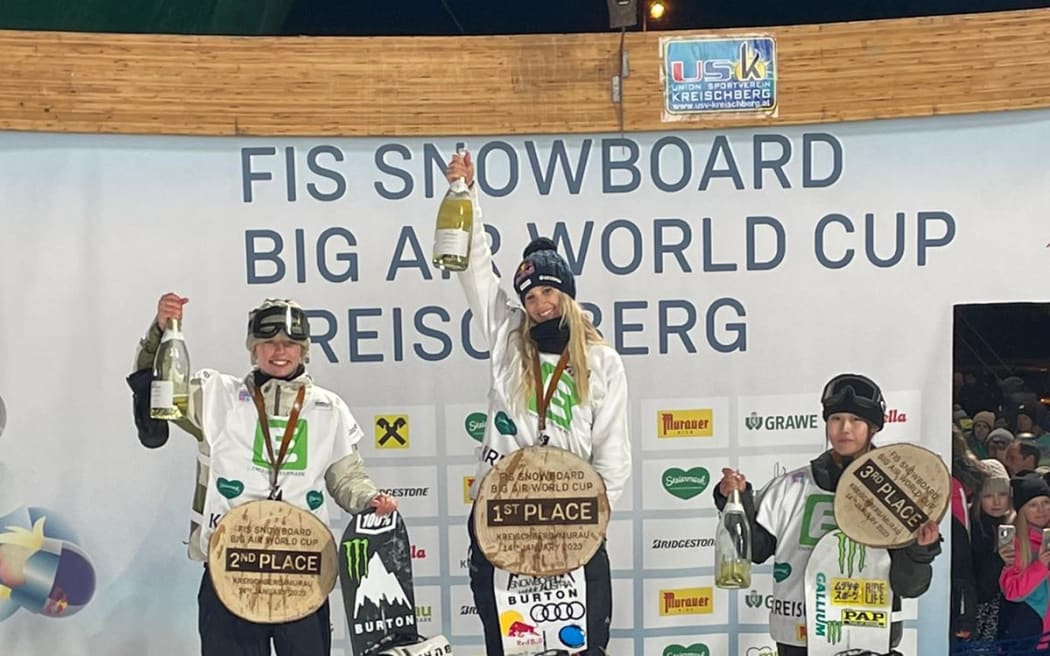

{"left": 198, "top": 568, "right": 331, "bottom": 656}
{"left": 776, "top": 644, "right": 806, "bottom": 656}
{"left": 468, "top": 512, "right": 612, "bottom": 656}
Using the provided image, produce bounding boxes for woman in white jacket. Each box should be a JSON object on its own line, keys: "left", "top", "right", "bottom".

{"left": 446, "top": 152, "right": 631, "bottom": 655}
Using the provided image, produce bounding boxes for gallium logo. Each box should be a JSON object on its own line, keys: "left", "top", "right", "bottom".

{"left": 745, "top": 411, "right": 819, "bottom": 431}
{"left": 658, "top": 587, "right": 713, "bottom": 616}
{"left": 657, "top": 409, "right": 713, "bottom": 438}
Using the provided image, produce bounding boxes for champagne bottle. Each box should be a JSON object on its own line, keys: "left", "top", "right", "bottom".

{"left": 432, "top": 146, "right": 473, "bottom": 272}
{"left": 715, "top": 487, "right": 752, "bottom": 589}
{"left": 150, "top": 318, "right": 190, "bottom": 420}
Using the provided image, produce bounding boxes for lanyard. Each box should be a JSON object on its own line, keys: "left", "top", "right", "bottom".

{"left": 250, "top": 384, "right": 306, "bottom": 500}
{"left": 532, "top": 350, "right": 571, "bottom": 444}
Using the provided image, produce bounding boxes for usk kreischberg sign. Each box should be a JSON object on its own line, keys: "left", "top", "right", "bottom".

{"left": 660, "top": 35, "right": 777, "bottom": 118}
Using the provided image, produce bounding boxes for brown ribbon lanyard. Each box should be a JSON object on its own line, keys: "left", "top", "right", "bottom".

{"left": 251, "top": 385, "right": 306, "bottom": 500}
{"left": 533, "top": 350, "right": 571, "bottom": 443}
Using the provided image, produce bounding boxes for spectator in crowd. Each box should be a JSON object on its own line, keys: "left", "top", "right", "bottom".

{"left": 970, "top": 459, "right": 1016, "bottom": 642}
{"left": 968, "top": 411, "right": 996, "bottom": 459}
{"left": 1004, "top": 440, "right": 1041, "bottom": 476}
{"left": 951, "top": 426, "right": 983, "bottom": 641}
{"left": 999, "top": 471, "right": 1050, "bottom": 650}
{"left": 987, "top": 429, "right": 1015, "bottom": 466}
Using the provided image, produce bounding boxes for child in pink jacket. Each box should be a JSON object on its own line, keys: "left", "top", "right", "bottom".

{"left": 999, "top": 470, "right": 1050, "bottom": 649}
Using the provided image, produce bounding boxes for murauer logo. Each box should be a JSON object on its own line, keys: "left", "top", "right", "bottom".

{"left": 657, "top": 409, "right": 713, "bottom": 438}
{"left": 658, "top": 587, "right": 713, "bottom": 616}
{"left": 745, "top": 412, "right": 819, "bottom": 431}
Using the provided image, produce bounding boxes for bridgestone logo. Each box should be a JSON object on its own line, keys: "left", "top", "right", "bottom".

{"left": 651, "top": 538, "right": 715, "bottom": 549}
{"left": 380, "top": 487, "right": 429, "bottom": 497}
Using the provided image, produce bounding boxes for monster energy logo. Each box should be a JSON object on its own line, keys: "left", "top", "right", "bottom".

{"left": 826, "top": 620, "right": 842, "bottom": 643}
{"left": 836, "top": 532, "right": 867, "bottom": 577}
{"left": 344, "top": 538, "right": 369, "bottom": 582}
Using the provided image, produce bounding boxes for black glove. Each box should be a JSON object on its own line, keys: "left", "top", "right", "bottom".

{"left": 126, "top": 368, "right": 169, "bottom": 449}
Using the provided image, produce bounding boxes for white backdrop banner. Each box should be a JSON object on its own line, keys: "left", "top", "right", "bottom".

{"left": 3, "top": 108, "right": 1049, "bottom": 654}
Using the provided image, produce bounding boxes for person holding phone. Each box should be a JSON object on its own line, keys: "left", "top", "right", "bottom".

{"left": 969, "top": 459, "right": 1017, "bottom": 642}
{"left": 999, "top": 470, "right": 1050, "bottom": 649}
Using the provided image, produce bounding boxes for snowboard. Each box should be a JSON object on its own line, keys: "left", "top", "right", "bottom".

{"left": 339, "top": 510, "right": 418, "bottom": 655}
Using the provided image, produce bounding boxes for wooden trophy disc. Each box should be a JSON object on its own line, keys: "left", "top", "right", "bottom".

{"left": 834, "top": 443, "right": 950, "bottom": 548}
{"left": 473, "top": 445, "right": 611, "bottom": 577}
{"left": 208, "top": 500, "right": 338, "bottom": 623}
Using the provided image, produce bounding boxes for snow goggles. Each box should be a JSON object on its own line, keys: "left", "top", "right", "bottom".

{"left": 249, "top": 304, "right": 310, "bottom": 341}
{"left": 821, "top": 374, "right": 884, "bottom": 410}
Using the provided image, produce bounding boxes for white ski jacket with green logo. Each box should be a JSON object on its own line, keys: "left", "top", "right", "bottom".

{"left": 458, "top": 189, "right": 632, "bottom": 507}
{"left": 135, "top": 325, "right": 378, "bottom": 559}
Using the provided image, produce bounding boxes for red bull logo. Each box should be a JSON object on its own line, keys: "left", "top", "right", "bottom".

{"left": 507, "top": 620, "right": 539, "bottom": 637}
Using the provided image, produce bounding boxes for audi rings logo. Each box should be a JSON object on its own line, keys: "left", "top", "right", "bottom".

{"left": 530, "top": 601, "right": 586, "bottom": 622}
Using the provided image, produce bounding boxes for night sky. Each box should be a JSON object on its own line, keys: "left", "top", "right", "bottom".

{"left": 283, "top": 0, "right": 1050, "bottom": 35}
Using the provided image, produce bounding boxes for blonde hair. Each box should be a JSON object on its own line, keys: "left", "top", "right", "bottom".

{"left": 515, "top": 291, "right": 605, "bottom": 408}
{"left": 1015, "top": 510, "right": 1033, "bottom": 568}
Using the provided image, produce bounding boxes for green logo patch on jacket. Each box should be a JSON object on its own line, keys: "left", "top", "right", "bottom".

{"left": 252, "top": 418, "right": 308, "bottom": 471}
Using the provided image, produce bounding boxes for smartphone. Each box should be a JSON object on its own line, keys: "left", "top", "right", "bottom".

{"left": 998, "top": 524, "right": 1015, "bottom": 548}
{"left": 1042, "top": 528, "right": 1050, "bottom": 553}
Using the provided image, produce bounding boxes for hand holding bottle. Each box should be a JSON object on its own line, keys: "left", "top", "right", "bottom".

{"left": 155, "top": 293, "right": 189, "bottom": 331}
{"left": 719, "top": 468, "right": 747, "bottom": 496}
{"left": 445, "top": 151, "right": 474, "bottom": 187}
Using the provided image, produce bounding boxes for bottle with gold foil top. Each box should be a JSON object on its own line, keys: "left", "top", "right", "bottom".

{"left": 715, "top": 487, "right": 752, "bottom": 588}
{"left": 432, "top": 146, "right": 473, "bottom": 272}
{"left": 150, "top": 318, "right": 190, "bottom": 420}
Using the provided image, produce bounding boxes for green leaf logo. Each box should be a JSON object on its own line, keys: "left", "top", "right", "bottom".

{"left": 306, "top": 490, "right": 324, "bottom": 510}
{"left": 774, "top": 561, "right": 792, "bottom": 582}
{"left": 662, "top": 467, "right": 710, "bottom": 500}
{"left": 494, "top": 411, "right": 517, "bottom": 436}
{"left": 216, "top": 478, "right": 244, "bottom": 499}
{"left": 464, "top": 412, "right": 487, "bottom": 442}
{"left": 663, "top": 644, "right": 709, "bottom": 656}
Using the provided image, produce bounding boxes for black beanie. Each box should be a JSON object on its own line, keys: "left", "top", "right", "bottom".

{"left": 821, "top": 373, "right": 886, "bottom": 431}
{"left": 1012, "top": 469, "right": 1050, "bottom": 511}
{"left": 513, "top": 237, "right": 576, "bottom": 302}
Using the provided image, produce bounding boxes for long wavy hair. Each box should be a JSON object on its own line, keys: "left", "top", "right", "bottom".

{"left": 1015, "top": 509, "right": 1034, "bottom": 568}
{"left": 514, "top": 290, "right": 605, "bottom": 408}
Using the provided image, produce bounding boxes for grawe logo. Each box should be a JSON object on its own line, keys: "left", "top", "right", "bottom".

{"left": 464, "top": 412, "right": 487, "bottom": 442}
{"left": 744, "top": 589, "right": 769, "bottom": 608}
{"left": 658, "top": 587, "right": 713, "bottom": 616}
{"left": 657, "top": 409, "right": 713, "bottom": 438}
{"left": 663, "top": 644, "right": 709, "bottom": 656}
{"left": 662, "top": 467, "right": 710, "bottom": 500}
{"left": 884, "top": 408, "right": 907, "bottom": 424}
{"left": 745, "top": 411, "right": 819, "bottom": 431}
